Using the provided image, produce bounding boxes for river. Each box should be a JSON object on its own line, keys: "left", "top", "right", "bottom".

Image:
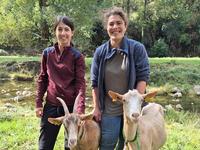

{"left": 0, "top": 80, "right": 199, "bottom": 113}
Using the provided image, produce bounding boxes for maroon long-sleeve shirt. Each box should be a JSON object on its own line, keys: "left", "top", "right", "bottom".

{"left": 35, "top": 43, "right": 86, "bottom": 113}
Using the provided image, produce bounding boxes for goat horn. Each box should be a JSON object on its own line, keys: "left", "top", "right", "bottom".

{"left": 73, "top": 91, "right": 82, "bottom": 113}
{"left": 57, "top": 97, "right": 70, "bottom": 115}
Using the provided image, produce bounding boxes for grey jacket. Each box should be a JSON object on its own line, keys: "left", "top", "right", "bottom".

{"left": 91, "top": 36, "right": 150, "bottom": 111}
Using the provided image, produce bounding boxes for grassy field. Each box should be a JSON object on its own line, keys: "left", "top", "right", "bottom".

{"left": 0, "top": 56, "right": 200, "bottom": 149}
{"left": 0, "top": 104, "right": 199, "bottom": 150}
{"left": 0, "top": 56, "right": 40, "bottom": 63}
{"left": 1, "top": 56, "right": 200, "bottom": 90}
{"left": 1, "top": 56, "right": 200, "bottom": 64}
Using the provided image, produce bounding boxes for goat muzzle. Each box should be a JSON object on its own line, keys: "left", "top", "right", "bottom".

{"left": 68, "top": 138, "right": 77, "bottom": 148}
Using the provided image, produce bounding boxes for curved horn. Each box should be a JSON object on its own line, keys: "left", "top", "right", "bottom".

{"left": 57, "top": 97, "right": 69, "bottom": 115}
{"left": 73, "top": 92, "right": 82, "bottom": 113}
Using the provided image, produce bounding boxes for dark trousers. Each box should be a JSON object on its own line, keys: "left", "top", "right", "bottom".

{"left": 38, "top": 103, "right": 73, "bottom": 150}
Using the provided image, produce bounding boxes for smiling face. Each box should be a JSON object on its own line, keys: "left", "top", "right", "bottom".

{"left": 106, "top": 15, "right": 127, "bottom": 45}
{"left": 55, "top": 22, "right": 74, "bottom": 47}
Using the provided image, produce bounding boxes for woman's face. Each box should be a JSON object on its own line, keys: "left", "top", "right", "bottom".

{"left": 106, "top": 15, "right": 127, "bottom": 43}
{"left": 55, "top": 22, "right": 74, "bottom": 47}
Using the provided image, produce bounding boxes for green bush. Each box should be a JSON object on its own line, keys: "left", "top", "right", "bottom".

{"left": 150, "top": 39, "right": 169, "bottom": 57}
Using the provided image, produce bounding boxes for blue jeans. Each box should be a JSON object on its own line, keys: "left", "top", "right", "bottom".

{"left": 100, "top": 115, "right": 124, "bottom": 150}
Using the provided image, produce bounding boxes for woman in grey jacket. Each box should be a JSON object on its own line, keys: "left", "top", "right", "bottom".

{"left": 91, "top": 7, "right": 150, "bottom": 150}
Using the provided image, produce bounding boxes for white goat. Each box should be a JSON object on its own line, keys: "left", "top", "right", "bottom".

{"left": 108, "top": 90, "right": 166, "bottom": 150}
{"left": 48, "top": 94, "right": 100, "bottom": 150}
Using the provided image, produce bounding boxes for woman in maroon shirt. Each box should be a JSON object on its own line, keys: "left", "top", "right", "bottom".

{"left": 35, "top": 16, "right": 86, "bottom": 150}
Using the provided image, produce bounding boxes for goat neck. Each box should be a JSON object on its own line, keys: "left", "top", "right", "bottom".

{"left": 123, "top": 114, "right": 138, "bottom": 142}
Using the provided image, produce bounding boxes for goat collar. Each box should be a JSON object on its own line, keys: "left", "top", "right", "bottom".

{"left": 124, "top": 127, "right": 140, "bottom": 150}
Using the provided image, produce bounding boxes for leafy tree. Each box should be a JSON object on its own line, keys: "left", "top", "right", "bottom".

{"left": 0, "top": 0, "right": 200, "bottom": 56}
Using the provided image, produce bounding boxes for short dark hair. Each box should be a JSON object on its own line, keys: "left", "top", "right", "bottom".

{"left": 102, "top": 7, "right": 128, "bottom": 28}
{"left": 54, "top": 16, "right": 74, "bottom": 31}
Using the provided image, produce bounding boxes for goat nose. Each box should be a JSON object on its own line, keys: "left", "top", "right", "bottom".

{"left": 132, "top": 113, "right": 139, "bottom": 118}
{"left": 69, "top": 139, "right": 77, "bottom": 146}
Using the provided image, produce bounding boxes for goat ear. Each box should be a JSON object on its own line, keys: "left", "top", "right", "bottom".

{"left": 79, "top": 113, "right": 94, "bottom": 120}
{"left": 143, "top": 91, "right": 157, "bottom": 102}
{"left": 48, "top": 116, "right": 64, "bottom": 125}
{"left": 108, "top": 90, "right": 123, "bottom": 102}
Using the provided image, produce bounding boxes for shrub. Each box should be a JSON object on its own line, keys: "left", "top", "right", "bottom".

{"left": 150, "top": 39, "right": 169, "bottom": 57}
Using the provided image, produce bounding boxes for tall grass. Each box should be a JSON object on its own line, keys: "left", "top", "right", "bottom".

{"left": 161, "top": 110, "right": 200, "bottom": 150}
{"left": 0, "top": 104, "right": 199, "bottom": 150}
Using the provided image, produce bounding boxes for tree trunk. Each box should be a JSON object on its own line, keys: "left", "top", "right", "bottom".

{"left": 126, "top": 0, "right": 130, "bottom": 18}
{"left": 142, "top": 0, "right": 147, "bottom": 43}
{"left": 39, "top": 0, "right": 50, "bottom": 47}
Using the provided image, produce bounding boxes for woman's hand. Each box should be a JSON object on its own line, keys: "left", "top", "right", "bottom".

{"left": 92, "top": 107, "right": 102, "bottom": 122}
{"left": 35, "top": 107, "right": 43, "bottom": 118}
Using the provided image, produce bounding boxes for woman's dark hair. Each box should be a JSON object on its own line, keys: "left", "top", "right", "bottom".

{"left": 101, "top": 7, "right": 128, "bottom": 28}
{"left": 54, "top": 16, "right": 74, "bottom": 31}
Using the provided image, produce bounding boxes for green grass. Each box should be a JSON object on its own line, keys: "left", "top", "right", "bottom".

{"left": 0, "top": 56, "right": 40, "bottom": 63}
{"left": 0, "top": 56, "right": 200, "bottom": 149}
{"left": 0, "top": 104, "right": 199, "bottom": 150}
{"left": 161, "top": 110, "right": 200, "bottom": 150}
{"left": 0, "top": 104, "right": 65, "bottom": 150}
{"left": 1, "top": 56, "right": 200, "bottom": 64}
{"left": 150, "top": 57, "right": 200, "bottom": 65}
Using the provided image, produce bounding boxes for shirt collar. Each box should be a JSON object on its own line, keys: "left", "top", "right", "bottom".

{"left": 54, "top": 43, "right": 71, "bottom": 54}
{"left": 107, "top": 36, "right": 128, "bottom": 54}
{"left": 105, "top": 36, "right": 128, "bottom": 59}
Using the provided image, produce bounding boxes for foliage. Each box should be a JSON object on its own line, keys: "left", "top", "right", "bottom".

{"left": 0, "top": 0, "right": 200, "bottom": 56}
{"left": 150, "top": 39, "right": 169, "bottom": 57}
{"left": 89, "top": 20, "right": 109, "bottom": 54}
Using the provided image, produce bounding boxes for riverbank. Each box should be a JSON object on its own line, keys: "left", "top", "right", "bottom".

{"left": 1, "top": 56, "right": 200, "bottom": 94}
{"left": 0, "top": 56, "right": 200, "bottom": 149}
{"left": 1, "top": 56, "right": 200, "bottom": 112}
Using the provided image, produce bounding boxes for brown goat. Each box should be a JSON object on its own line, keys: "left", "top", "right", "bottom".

{"left": 109, "top": 90, "right": 167, "bottom": 150}
{"left": 48, "top": 94, "right": 100, "bottom": 150}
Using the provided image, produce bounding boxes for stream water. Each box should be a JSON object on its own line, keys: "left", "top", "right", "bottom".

{"left": 0, "top": 80, "right": 199, "bottom": 113}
